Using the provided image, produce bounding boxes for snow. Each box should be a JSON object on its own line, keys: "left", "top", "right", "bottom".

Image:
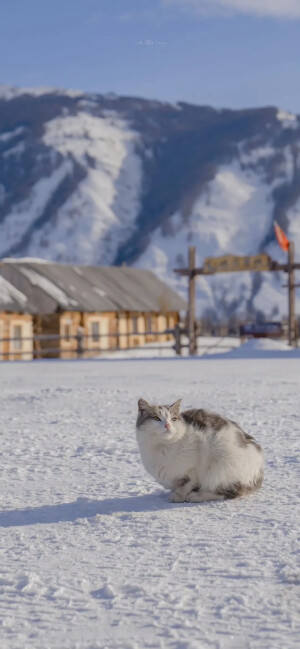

{"left": 0, "top": 88, "right": 300, "bottom": 321}
{"left": 18, "top": 267, "right": 78, "bottom": 309}
{"left": 286, "top": 194, "right": 300, "bottom": 258}
{"left": 203, "top": 337, "right": 300, "bottom": 359}
{"left": 135, "top": 155, "right": 300, "bottom": 320}
{"left": 23, "top": 112, "right": 142, "bottom": 264}
{"left": 0, "top": 358, "right": 299, "bottom": 649}
{"left": 242, "top": 338, "right": 291, "bottom": 352}
{"left": 0, "top": 126, "right": 25, "bottom": 142}
{"left": 101, "top": 337, "right": 241, "bottom": 359}
{"left": 252, "top": 273, "right": 288, "bottom": 317}
{"left": 0, "top": 275, "right": 28, "bottom": 307}
{"left": 100, "top": 337, "right": 300, "bottom": 361}
{"left": 0, "top": 85, "right": 83, "bottom": 101}
{"left": 3, "top": 142, "right": 25, "bottom": 158}
{"left": 0, "top": 161, "right": 74, "bottom": 258}
{"left": 1, "top": 257, "right": 51, "bottom": 264}
{"left": 277, "top": 110, "right": 299, "bottom": 130}
{"left": 238, "top": 143, "right": 275, "bottom": 166}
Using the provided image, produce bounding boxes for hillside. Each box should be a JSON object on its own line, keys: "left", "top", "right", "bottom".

{"left": 1, "top": 85, "right": 300, "bottom": 320}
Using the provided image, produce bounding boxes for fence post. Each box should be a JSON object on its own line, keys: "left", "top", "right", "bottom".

{"left": 173, "top": 324, "right": 182, "bottom": 356}
{"left": 76, "top": 327, "right": 84, "bottom": 358}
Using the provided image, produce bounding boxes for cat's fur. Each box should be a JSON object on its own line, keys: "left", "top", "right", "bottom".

{"left": 136, "top": 398, "right": 263, "bottom": 503}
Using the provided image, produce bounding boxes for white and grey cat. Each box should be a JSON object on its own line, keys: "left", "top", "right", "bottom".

{"left": 136, "top": 398, "right": 263, "bottom": 503}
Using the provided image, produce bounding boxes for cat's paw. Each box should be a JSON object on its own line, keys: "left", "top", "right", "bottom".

{"left": 169, "top": 491, "right": 185, "bottom": 503}
{"left": 185, "top": 491, "right": 201, "bottom": 503}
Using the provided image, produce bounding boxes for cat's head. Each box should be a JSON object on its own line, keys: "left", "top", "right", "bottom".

{"left": 136, "top": 398, "right": 182, "bottom": 439}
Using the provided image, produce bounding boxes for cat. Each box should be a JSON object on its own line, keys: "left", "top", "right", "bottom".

{"left": 136, "top": 398, "right": 263, "bottom": 503}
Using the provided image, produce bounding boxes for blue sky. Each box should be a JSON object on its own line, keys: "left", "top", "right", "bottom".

{"left": 1, "top": 0, "right": 300, "bottom": 112}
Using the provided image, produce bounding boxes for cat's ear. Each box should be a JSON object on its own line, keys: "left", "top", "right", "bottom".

{"left": 138, "top": 398, "right": 151, "bottom": 412}
{"left": 169, "top": 399, "right": 182, "bottom": 414}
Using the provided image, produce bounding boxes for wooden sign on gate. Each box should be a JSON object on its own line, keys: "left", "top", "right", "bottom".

{"left": 203, "top": 253, "right": 271, "bottom": 274}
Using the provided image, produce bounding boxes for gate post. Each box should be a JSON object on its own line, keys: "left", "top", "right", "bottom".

{"left": 173, "top": 324, "right": 182, "bottom": 356}
{"left": 288, "top": 242, "right": 296, "bottom": 347}
{"left": 188, "top": 246, "right": 197, "bottom": 355}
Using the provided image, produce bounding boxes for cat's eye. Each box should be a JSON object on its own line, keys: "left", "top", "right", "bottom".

{"left": 153, "top": 416, "right": 161, "bottom": 421}
{"left": 171, "top": 417, "right": 177, "bottom": 422}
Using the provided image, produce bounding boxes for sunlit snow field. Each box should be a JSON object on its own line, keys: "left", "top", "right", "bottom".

{"left": 0, "top": 356, "right": 299, "bottom": 649}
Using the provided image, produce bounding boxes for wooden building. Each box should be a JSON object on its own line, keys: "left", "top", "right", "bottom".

{"left": 0, "top": 260, "right": 186, "bottom": 359}
{"left": 0, "top": 274, "right": 34, "bottom": 361}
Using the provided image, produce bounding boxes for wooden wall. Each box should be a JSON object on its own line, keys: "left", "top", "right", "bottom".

{"left": 82, "top": 312, "right": 115, "bottom": 355}
{"left": 59, "top": 312, "right": 82, "bottom": 359}
{"left": 0, "top": 313, "right": 33, "bottom": 361}
{"left": 0, "top": 310, "right": 180, "bottom": 360}
{"left": 82, "top": 311, "right": 178, "bottom": 355}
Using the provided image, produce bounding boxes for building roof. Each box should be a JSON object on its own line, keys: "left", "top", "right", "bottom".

{"left": 0, "top": 260, "right": 186, "bottom": 314}
{"left": 0, "top": 273, "right": 35, "bottom": 313}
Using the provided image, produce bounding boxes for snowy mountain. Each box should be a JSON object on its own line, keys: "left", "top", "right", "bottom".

{"left": 1, "top": 85, "right": 300, "bottom": 321}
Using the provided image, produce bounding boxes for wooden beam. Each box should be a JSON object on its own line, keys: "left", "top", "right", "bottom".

{"left": 187, "top": 247, "right": 197, "bottom": 355}
{"left": 288, "top": 242, "right": 296, "bottom": 347}
{"left": 174, "top": 262, "right": 300, "bottom": 275}
{"left": 174, "top": 248, "right": 300, "bottom": 352}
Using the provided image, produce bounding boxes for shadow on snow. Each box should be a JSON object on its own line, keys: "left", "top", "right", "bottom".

{"left": 0, "top": 493, "right": 185, "bottom": 527}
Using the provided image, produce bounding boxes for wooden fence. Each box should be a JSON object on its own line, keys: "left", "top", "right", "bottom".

{"left": 0, "top": 326, "right": 240, "bottom": 360}
{"left": 0, "top": 327, "right": 181, "bottom": 360}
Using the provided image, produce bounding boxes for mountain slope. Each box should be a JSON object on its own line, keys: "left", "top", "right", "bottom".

{"left": 0, "top": 86, "right": 300, "bottom": 320}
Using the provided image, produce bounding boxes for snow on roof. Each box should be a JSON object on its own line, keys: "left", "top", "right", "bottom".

{"left": 0, "top": 275, "right": 29, "bottom": 312}
{"left": 19, "top": 267, "right": 79, "bottom": 310}
{"left": 0, "top": 261, "right": 186, "bottom": 314}
{"left": 93, "top": 286, "right": 107, "bottom": 298}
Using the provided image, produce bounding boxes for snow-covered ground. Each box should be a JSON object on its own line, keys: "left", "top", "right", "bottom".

{"left": 101, "top": 336, "right": 241, "bottom": 359}
{"left": 0, "top": 357, "right": 299, "bottom": 649}
{"left": 202, "top": 337, "right": 300, "bottom": 360}
{"left": 100, "top": 337, "right": 300, "bottom": 360}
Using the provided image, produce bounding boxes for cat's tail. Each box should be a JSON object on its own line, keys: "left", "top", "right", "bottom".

{"left": 216, "top": 467, "right": 264, "bottom": 499}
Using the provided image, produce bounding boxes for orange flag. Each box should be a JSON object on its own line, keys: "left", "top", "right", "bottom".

{"left": 274, "top": 221, "right": 290, "bottom": 252}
